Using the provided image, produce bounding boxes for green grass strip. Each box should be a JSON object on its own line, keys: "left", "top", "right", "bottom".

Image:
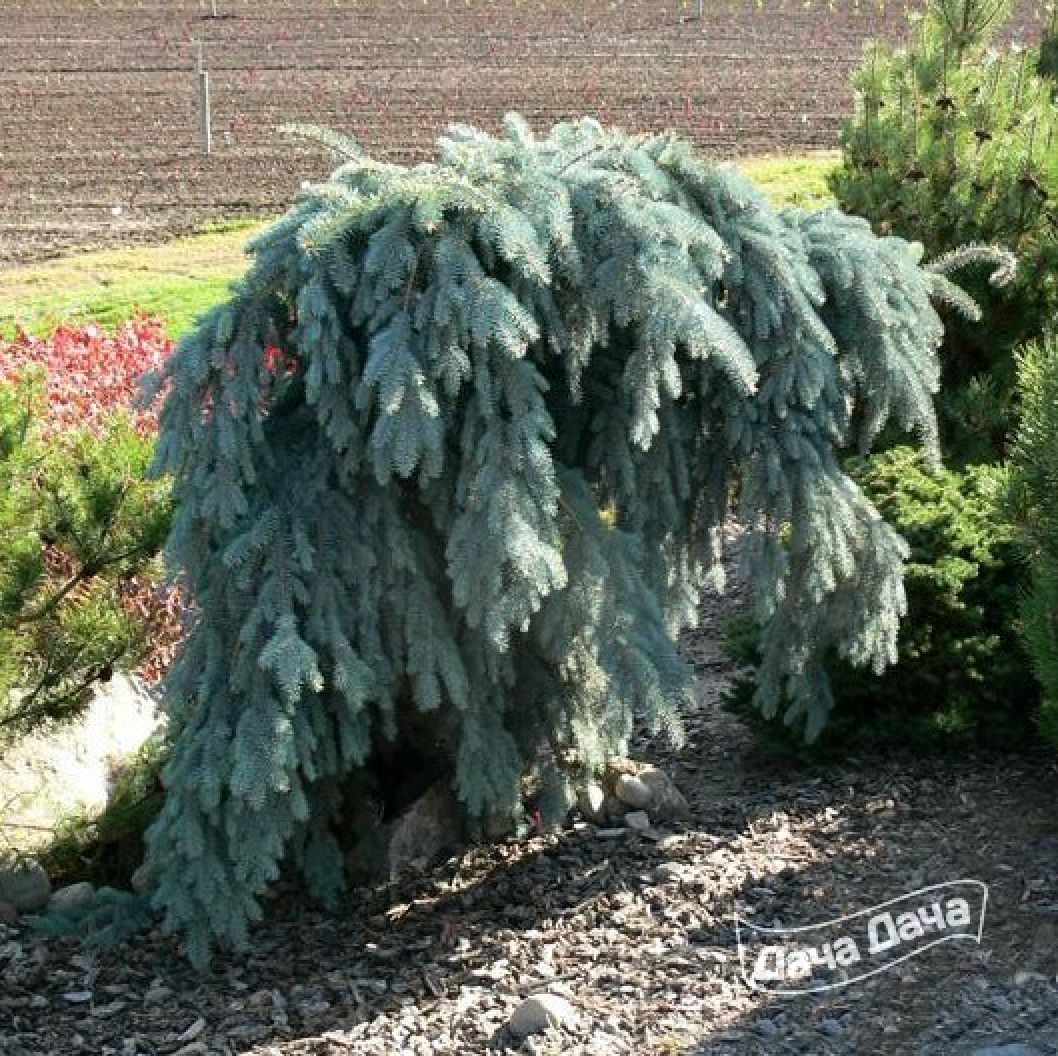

{"left": 0, "top": 154, "right": 837, "bottom": 340}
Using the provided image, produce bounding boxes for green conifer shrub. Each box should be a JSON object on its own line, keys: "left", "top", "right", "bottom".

{"left": 1037, "top": 4, "right": 1058, "bottom": 82}
{"left": 1010, "top": 334, "right": 1058, "bottom": 746}
{"left": 726, "top": 446, "right": 1036, "bottom": 754}
{"left": 0, "top": 372, "right": 172, "bottom": 740}
{"left": 830, "top": 0, "right": 1053, "bottom": 461}
{"left": 142, "top": 115, "right": 998, "bottom": 968}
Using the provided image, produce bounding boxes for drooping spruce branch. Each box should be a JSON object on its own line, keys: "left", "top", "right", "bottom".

{"left": 143, "top": 114, "right": 983, "bottom": 968}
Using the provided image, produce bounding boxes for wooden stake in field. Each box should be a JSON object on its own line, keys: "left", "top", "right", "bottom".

{"left": 196, "top": 41, "right": 212, "bottom": 156}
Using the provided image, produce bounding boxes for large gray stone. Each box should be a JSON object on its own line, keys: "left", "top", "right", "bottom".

{"left": 347, "top": 782, "right": 464, "bottom": 883}
{"left": 0, "top": 858, "right": 51, "bottom": 912}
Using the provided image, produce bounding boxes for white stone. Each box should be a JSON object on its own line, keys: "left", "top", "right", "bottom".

{"left": 614, "top": 773, "right": 652, "bottom": 810}
{"left": 48, "top": 882, "right": 96, "bottom": 913}
{"left": 1, "top": 674, "right": 164, "bottom": 855}
{"left": 0, "top": 858, "right": 51, "bottom": 912}
{"left": 623, "top": 810, "right": 651, "bottom": 832}
{"left": 507, "top": 992, "right": 578, "bottom": 1038}
{"left": 576, "top": 783, "right": 606, "bottom": 823}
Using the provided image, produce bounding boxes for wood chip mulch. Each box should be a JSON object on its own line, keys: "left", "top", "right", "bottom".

{"left": 3, "top": 582, "right": 1058, "bottom": 1056}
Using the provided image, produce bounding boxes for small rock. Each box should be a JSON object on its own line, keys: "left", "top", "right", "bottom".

{"left": 614, "top": 773, "right": 652, "bottom": 810}
{"left": 507, "top": 993, "right": 578, "bottom": 1038}
{"left": 635, "top": 766, "right": 689, "bottom": 820}
{"left": 655, "top": 862, "right": 682, "bottom": 883}
{"left": 0, "top": 859, "right": 51, "bottom": 913}
{"left": 49, "top": 882, "right": 96, "bottom": 913}
{"left": 576, "top": 784, "right": 606, "bottom": 824}
{"left": 970, "top": 1046, "right": 1045, "bottom": 1056}
{"left": 1013, "top": 971, "right": 1047, "bottom": 986}
{"left": 130, "top": 864, "right": 150, "bottom": 894}
{"left": 623, "top": 810, "right": 651, "bottom": 832}
{"left": 0, "top": 900, "right": 18, "bottom": 925}
{"left": 655, "top": 833, "right": 684, "bottom": 852}
{"left": 144, "top": 985, "right": 174, "bottom": 1004}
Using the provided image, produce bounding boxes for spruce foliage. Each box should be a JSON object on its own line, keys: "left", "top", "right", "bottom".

{"left": 144, "top": 116, "right": 989, "bottom": 967}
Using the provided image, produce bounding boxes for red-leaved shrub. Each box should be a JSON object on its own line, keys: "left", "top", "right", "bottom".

{"left": 0, "top": 320, "right": 299, "bottom": 687}
{"left": 1, "top": 317, "right": 184, "bottom": 685}
{"left": 0, "top": 317, "right": 173, "bottom": 434}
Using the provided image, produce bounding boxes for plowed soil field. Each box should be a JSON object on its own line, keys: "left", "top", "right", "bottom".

{"left": 0, "top": 0, "right": 1043, "bottom": 264}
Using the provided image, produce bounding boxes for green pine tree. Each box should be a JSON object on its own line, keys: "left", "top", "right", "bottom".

{"left": 830, "top": 0, "right": 1055, "bottom": 461}
{"left": 142, "top": 115, "right": 1002, "bottom": 968}
{"left": 1010, "top": 335, "right": 1058, "bottom": 744}
{"left": 0, "top": 373, "right": 171, "bottom": 741}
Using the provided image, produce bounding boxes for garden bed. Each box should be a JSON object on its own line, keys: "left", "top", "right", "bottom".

{"left": 2, "top": 582, "right": 1057, "bottom": 1055}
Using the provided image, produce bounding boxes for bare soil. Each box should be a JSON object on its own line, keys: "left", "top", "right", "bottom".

{"left": 0, "top": 0, "right": 1007, "bottom": 265}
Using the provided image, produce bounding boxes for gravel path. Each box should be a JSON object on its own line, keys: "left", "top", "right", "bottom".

{"left": 2, "top": 585, "right": 1058, "bottom": 1055}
